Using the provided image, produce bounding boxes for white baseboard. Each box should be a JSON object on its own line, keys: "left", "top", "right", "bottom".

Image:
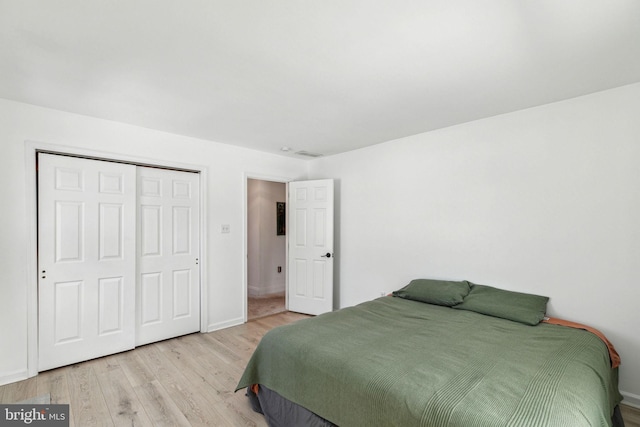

{"left": 621, "top": 390, "right": 640, "bottom": 409}
{"left": 248, "top": 283, "right": 285, "bottom": 297}
{"left": 207, "top": 317, "right": 245, "bottom": 333}
{"left": 0, "top": 369, "right": 30, "bottom": 387}
{"left": 247, "top": 285, "right": 261, "bottom": 297}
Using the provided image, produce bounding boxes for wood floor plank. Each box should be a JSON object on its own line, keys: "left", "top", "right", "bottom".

{"left": 158, "top": 337, "right": 238, "bottom": 403}
{"left": 176, "top": 334, "right": 237, "bottom": 375}
{"left": 115, "top": 350, "right": 157, "bottom": 388}
{"left": 93, "top": 361, "right": 154, "bottom": 427}
{"left": 211, "top": 329, "right": 259, "bottom": 362}
{"left": 35, "top": 367, "right": 76, "bottom": 427}
{"left": 133, "top": 380, "right": 191, "bottom": 427}
{"left": 256, "top": 311, "right": 308, "bottom": 329}
{"left": 247, "top": 294, "right": 286, "bottom": 321}
{"left": 36, "top": 367, "right": 72, "bottom": 405}
{"left": 0, "top": 375, "right": 38, "bottom": 403}
{"left": 199, "top": 333, "right": 243, "bottom": 365}
{"left": 180, "top": 332, "right": 249, "bottom": 389}
{"left": 66, "top": 364, "right": 114, "bottom": 427}
{"left": 621, "top": 404, "right": 640, "bottom": 427}
{"left": 134, "top": 344, "right": 223, "bottom": 426}
{"left": 169, "top": 334, "right": 212, "bottom": 359}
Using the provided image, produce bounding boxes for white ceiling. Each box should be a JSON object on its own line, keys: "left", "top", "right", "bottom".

{"left": 1, "top": 1, "right": 639, "bottom": 158}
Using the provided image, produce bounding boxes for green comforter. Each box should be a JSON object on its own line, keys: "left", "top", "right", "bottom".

{"left": 237, "top": 296, "right": 621, "bottom": 427}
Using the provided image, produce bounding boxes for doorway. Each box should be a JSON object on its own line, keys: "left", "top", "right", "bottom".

{"left": 247, "top": 179, "right": 286, "bottom": 320}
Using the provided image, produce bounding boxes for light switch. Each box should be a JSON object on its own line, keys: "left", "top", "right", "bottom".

{"left": 221, "top": 224, "right": 230, "bottom": 233}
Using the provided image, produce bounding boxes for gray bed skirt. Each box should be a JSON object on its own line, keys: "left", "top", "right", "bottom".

{"left": 247, "top": 385, "right": 336, "bottom": 427}
{"left": 245, "top": 385, "right": 626, "bottom": 427}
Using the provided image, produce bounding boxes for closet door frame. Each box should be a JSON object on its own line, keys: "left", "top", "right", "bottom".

{"left": 24, "top": 141, "right": 209, "bottom": 378}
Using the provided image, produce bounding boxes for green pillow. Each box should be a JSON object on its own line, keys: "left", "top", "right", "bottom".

{"left": 453, "top": 283, "right": 549, "bottom": 325}
{"left": 392, "top": 279, "right": 471, "bottom": 307}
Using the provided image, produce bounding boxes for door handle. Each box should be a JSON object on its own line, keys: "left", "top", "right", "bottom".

{"left": 321, "top": 252, "right": 332, "bottom": 258}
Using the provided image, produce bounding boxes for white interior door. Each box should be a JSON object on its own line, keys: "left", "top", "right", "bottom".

{"left": 38, "top": 153, "right": 136, "bottom": 371}
{"left": 136, "top": 167, "right": 200, "bottom": 346}
{"left": 287, "top": 179, "right": 334, "bottom": 315}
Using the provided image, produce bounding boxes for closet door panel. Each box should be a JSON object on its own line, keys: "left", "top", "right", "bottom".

{"left": 136, "top": 167, "right": 200, "bottom": 346}
{"left": 38, "top": 153, "right": 136, "bottom": 371}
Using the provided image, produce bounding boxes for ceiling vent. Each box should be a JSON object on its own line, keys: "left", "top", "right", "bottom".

{"left": 295, "top": 150, "right": 323, "bottom": 158}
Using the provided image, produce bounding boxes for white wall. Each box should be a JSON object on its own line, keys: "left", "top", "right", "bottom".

{"left": 308, "top": 83, "right": 640, "bottom": 405}
{"left": 0, "top": 98, "right": 307, "bottom": 385}
{"left": 247, "top": 179, "right": 286, "bottom": 296}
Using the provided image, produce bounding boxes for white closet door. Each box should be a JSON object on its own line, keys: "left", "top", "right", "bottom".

{"left": 136, "top": 167, "right": 200, "bottom": 346}
{"left": 38, "top": 153, "right": 136, "bottom": 371}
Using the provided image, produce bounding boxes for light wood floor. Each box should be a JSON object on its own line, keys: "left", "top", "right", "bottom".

{"left": 0, "top": 311, "right": 308, "bottom": 426}
{"left": 622, "top": 404, "right": 640, "bottom": 427}
{"left": 1, "top": 310, "right": 639, "bottom": 426}
{"left": 247, "top": 293, "right": 286, "bottom": 321}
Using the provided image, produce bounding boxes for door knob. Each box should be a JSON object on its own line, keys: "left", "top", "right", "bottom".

{"left": 321, "top": 252, "right": 332, "bottom": 258}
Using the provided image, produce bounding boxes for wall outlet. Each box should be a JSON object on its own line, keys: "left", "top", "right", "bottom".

{"left": 221, "top": 224, "right": 230, "bottom": 233}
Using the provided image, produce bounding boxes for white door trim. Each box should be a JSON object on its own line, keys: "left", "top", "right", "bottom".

{"left": 24, "top": 140, "right": 209, "bottom": 379}
{"left": 243, "top": 173, "right": 296, "bottom": 323}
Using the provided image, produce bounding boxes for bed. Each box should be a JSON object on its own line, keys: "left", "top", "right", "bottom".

{"left": 236, "top": 279, "right": 624, "bottom": 427}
